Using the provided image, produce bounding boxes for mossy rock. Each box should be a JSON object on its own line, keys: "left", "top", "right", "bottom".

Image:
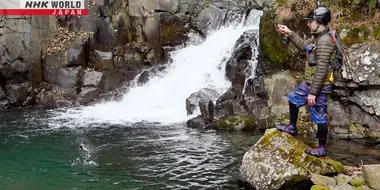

{"left": 310, "top": 185, "right": 330, "bottom": 190}
{"left": 350, "top": 178, "right": 366, "bottom": 187}
{"left": 258, "top": 10, "right": 290, "bottom": 68}
{"left": 240, "top": 128, "right": 346, "bottom": 190}
{"left": 340, "top": 24, "right": 380, "bottom": 46}
{"left": 211, "top": 114, "right": 255, "bottom": 131}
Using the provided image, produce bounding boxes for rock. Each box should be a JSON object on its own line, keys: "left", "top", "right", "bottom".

{"left": 332, "top": 183, "right": 355, "bottom": 190}
{"left": 328, "top": 99, "right": 351, "bottom": 128}
{"left": 240, "top": 128, "right": 346, "bottom": 190}
{"left": 159, "top": 12, "right": 188, "bottom": 46}
{"left": 210, "top": 114, "right": 255, "bottom": 131}
{"left": 0, "top": 16, "right": 56, "bottom": 108}
{"left": 129, "top": 0, "right": 179, "bottom": 17}
{"left": 225, "top": 29, "right": 258, "bottom": 83}
{"left": 178, "top": 0, "right": 198, "bottom": 14}
{"left": 78, "top": 68, "right": 103, "bottom": 104}
{"left": 349, "top": 175, "right": 365, "bottom": 187}
{"left": 335, "top": 174, "right": 352, "bottom": 185}
{"left": 192, "top": 4, "right": 227, "bottom": 35}
{"left": 93, "top": 18, "right": 114, "bottom": 52}
{"left": 362, "top": 164, "right": 380, "bottom": 190}
{"left": 43, "top": 66, "right": 83, "bottom": 99}
{"left": 263, "top": 70, "right": 298, "bottom": 116}
{"left": 136, "top": 65, "right": 166, "bottom": 85}
{"left": 350, "top": 89, "right": 380, "bottom": 117}
{"left": 185, "top": 88, "right": 220, "bottom": 115}
{"left": 36, "top": 90, "right": 73, "bottom": 108}
{"left": 5, "top": 82, "right": 30, "bottom": 105}
{"left": 311, "top": 174, "right": 336, "bottom": 188}
{"left": 199, "top": 100, "right": 214, "bottom": 123}
{"left": 43, "top": 37, "right": 88, "bottom": 69}
{"left": 342, "top": 42, "right": 380, "bottom": 86}
{"left": 310, "top": 185, "right": 330, "bottom": 190}
{"left": 186, "top": 115, "right": 205, "bottom": 129}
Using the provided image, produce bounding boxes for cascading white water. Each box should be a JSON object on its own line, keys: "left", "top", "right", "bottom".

{"left": 51, "top": 9, "right": 263, "bottom": 125}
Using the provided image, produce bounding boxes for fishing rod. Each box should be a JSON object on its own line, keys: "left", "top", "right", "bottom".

{"left": 251, "top": 0, "right": 322, "bottom": 45}
{"left": 249, "top": 1, "right": 289, "bottom": 44}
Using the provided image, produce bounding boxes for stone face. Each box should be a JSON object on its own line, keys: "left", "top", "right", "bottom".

{"left": 0, "top": 15, "right": 57, "bottom": 107}
{"left": 263, "top": 70, "right": 297, "bottom": 116}
{"left": 129, "top": 0, "right": 179, "bottom": 17}
{"left": 342, "top": 42, "right": 380, "bottom": 86}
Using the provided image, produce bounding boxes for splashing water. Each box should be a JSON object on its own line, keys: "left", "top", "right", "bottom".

{"left": 49, "top": 10, "right": 263, "bottom": 126}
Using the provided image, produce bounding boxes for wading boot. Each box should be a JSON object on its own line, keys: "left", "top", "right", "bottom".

{"left": 275, "top": 124, "right": 298, "bottom": 137}
{"left": 305, "top": 145, "right": 326, "bottom": 158}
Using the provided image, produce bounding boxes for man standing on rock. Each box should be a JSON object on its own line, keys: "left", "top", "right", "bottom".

{"left": 275, "top": 6, "right": 336, "bottom": 158}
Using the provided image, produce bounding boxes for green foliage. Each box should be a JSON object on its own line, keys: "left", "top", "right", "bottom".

{"left": 369, "top": 0, "right": 377, "bottom": 10}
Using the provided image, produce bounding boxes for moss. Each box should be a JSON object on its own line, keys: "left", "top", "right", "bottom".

{"left": 259, "top": 10, "right": 291, "bottom": 67}
{"left": 341, "top": 24, "right": 380, "bottom": 46}
{"left": 259, "top": 129, "right": 346, "bottom": 175}
{"left": 213, "top": 114, "right": 255, "bottom": 130}
{"left": 354, "top": 187, "right": 364, "bottom": 190}
{"left": 350, "top": 178, "right": 365, "bottom": 187}
{"left": 310, "top": 185, "right": 330, "bottom": 190}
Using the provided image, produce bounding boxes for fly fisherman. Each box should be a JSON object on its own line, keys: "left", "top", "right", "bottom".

{"left": 275, "top": 6, "right": 336, "bottom": 158}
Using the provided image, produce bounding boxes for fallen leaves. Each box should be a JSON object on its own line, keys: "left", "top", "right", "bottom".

{"left": 44, "top": 27, "right": 93, "bottom": 57}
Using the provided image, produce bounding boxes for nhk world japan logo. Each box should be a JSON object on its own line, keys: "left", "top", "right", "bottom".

{"left": 0, "top": 0, "right": 89, "bottom": 16}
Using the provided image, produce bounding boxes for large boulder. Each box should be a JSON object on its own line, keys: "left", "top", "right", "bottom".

{"left": 263, "top": 70, "right": 298, "bottom": 116}
{"left": 240, "top": 128, "right": 346, "bottom": 190}
{"left": 185, "top": 88, "right": 220, "bottom": 115}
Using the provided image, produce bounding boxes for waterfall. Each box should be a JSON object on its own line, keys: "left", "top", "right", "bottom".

{"left": 50, "top": 9, "right": 263, "bottom": 126}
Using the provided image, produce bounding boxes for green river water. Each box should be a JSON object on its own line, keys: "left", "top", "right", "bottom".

{"left": 1, "top": 108, "right": 379, "bottom": 190}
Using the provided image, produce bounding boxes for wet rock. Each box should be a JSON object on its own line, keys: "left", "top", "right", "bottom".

{"left": 225, "top": 29, "right": 258, "bottom": 82}
{"left": 199, "top": 100, "right": 214, "bottom": 123}
{"left": 78, "top": 68, "right": 103, "bottom": 105}
{"left": 186, "top": 115, "right": 205, "bottom": 129}
{"left": 362, "top": 164, "right": 380, "bottom": 190}
{"left": 136, "top": 65, "right": 166, "bottom": 85}
{"left": 185, "top": 88, "right": 219, "bottom": 115}
{"left": 36, "top": 90, "right": 74, "bottom": 109}
{"left": 193, "top": 4, "right": 227, "bottom": 35}
{"left": 43, "top": 66, "right": 83, "bottom": 99}
{"left": 93, "top": 18, "right": 114, "bottom": 52}
{"left": 5, "top": 82, "right": 30, "bottom": 105}
{"left": 159, "top": 12, "right": 188, "bottom": 46}
{"left": 239, "top": 128, "right": 346, "bottom": 190}
{"left": 209, "top": 114, "right": 255, "bottom": 131}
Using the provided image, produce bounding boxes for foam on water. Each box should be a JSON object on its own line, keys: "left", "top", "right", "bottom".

{"left": 49, "top": 10, "right": 263, "bottom": 126}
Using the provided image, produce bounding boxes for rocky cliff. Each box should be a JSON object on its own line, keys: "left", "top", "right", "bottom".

{"left": 0, "top": 0, "right": 250, "bottom": 109}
